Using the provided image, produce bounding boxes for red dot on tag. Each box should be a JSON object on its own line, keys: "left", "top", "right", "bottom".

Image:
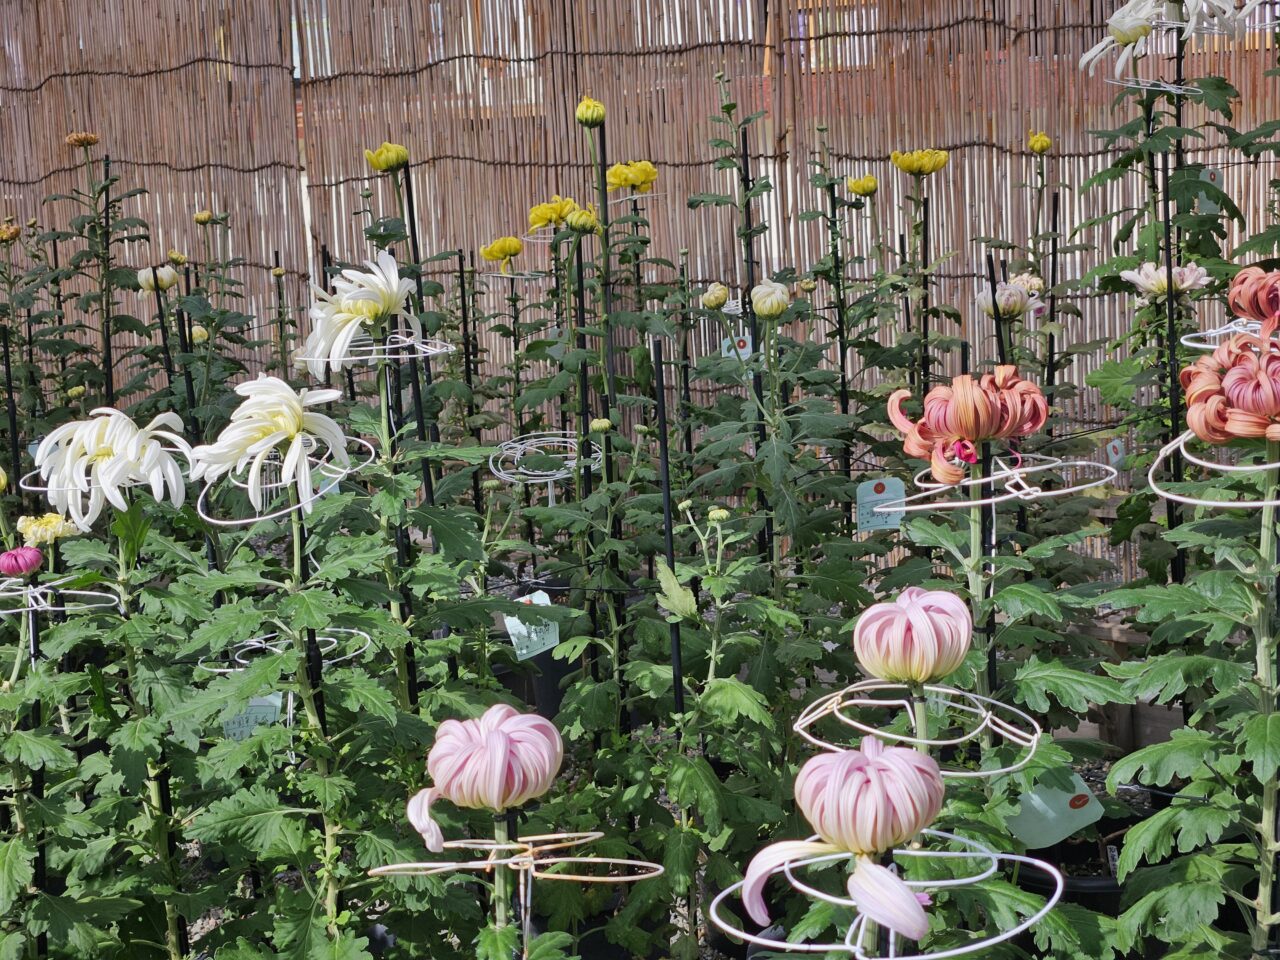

{"left": 1069, "top": 794, "right": 1090, "bottom": 810}
{"left": 737, "top": 338, "right": 747, "bottom": 349}
{"left": 874, "top": 481, "right": 886, "bottom": 494}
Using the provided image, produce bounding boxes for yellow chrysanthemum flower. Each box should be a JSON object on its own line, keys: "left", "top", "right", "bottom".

{"left": 480, "top": 236, "right": 524, "bottom": 273}
{"left": 566, "top": 206, "right": 602, "bottom": 235}
{"left": 17, "top": 513, "right": 78, "bottom": 547}
{"left": 1028, "top": 131, "right": 1052, "bottom": 155}
{"left": 890, "top": 149, "right": 949, "bottom": 177}
{"left": 528, "top": 195, "right": 579, "bottom": 230}
{"left": 846, "top": 174, "right": 878, "bottom": 197}
{"left": 364, "top": 142, "right": 410, "bottom": 172}
{"left": 607, "top": 161, "right": 659, "bottom": 194}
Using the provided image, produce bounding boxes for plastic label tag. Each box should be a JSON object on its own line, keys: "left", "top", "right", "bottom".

{"left": 1007, "top": 770, "right": 1104, "bottom": 848}
{"left": 1104, "top": 438, "right": 1126, "bottom": 467}
{"left": 221, "top": 693, "right": 282, "bottom": 742}
{"left": 856, "top": 478, "right": 906, "bottom": 532}
{"left": 503, "top": 590, "right": 560, "bottom": 661}
{"left": 545, "top": 326, "right": 567, "bottom": 362}
{"left": 1199, "top": 167, "right": 1222, "bottom": 215}
{"left": 720, "top": 333, "right": 752, "bottom": 360}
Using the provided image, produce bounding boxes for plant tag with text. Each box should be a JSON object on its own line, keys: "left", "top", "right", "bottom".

{"left": 503, "top": 590, "right": 560, "bottom": 661}
{"left": 856, "top": 478, "right": 905, "bottom": 532}
{"left": 720, "top": 333, "right": 752, "bottom": 360}
{"left": 1199, "top": 167, "right": 1223, "bottom": 215}
{"left": 221, "top": 693, "right": 283, "bottom": 742}
{"left": 1007, "top": 770, "right": 1103, "bottom": 848}
{"left": 1104, "top": 438, "right": 1126, "bottom": 467}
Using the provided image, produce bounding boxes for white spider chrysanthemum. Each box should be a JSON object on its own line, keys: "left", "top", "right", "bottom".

{"left": 300, "top": 250, "right": 417, "bottom": 381}
{"left": 1081, "top": 1, "right": 1264, "bottom": 75}
{"left": 34, "top": 408, "right": 193, "bottom": 530}
{"left": 190, "top": 376, "right": 349, "bottom": 513}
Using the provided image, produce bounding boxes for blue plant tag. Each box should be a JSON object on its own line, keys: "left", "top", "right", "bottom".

{"left": 1104, "top": 438, "right": 1126, "bottom": 467}
{"left": 1007, "top": 770, "right": 1104, "bottom": 848}
{"left": 1199, "top": 167, "right": 1222, "bottom": 215}
{"left": 856, "top": 478, "right": 905, "bottom": 532}
{"left": 503, "top": 590, "right": 560, "bottom": 661}
{"left": 221, "top": 693, "right": 283, "bottom": 742}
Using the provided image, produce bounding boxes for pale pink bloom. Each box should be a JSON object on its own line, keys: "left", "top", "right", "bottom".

{"left": 741, "top": 738, "right": 943, "bottom": 925}
{"left": 0, "top": 547, "right": 42, "bottom": 577}
{"left": 406, "top": 704, "right": 563, "bottom": 852}
{"left": 976, "top": 282, "right": 1043, "bottom": 321}
{"left": 846, "top": 859, "right": 932, "bottom": 941}
{"left": 1119, "top": 261, "right": 1209, "bottom": 298}
{"left": 854, "top": 587, "right": 972, "bottom": 684}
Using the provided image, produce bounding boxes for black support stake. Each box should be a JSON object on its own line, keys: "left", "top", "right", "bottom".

{"left": 653, "top": 338, "right": 685, "bottom": 716}
{"left": 1160, "top": 152, "right": 1186, "bottom": 584}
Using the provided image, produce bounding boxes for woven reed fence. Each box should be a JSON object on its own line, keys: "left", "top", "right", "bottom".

{"left": 3, "top": 0, "right": 1280, "bottom": 430}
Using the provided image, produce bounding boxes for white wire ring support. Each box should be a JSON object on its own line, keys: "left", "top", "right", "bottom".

{"left": 196, "top": 436, "right": 376, "bottom": 528}
{"left": 1103, "top": 77, "right": 1201, "bottom": 95}
{"left": 295, "top": 332, "right": 455, "bottom": 368}
{"left": 708, "top": 828, "right": 1063, "bottom": 959}
{"left": 1149, "top": 429, "right": 1280, "bottom": 510}
{"left": 19, "top": 443, "right": 192, "bottom": 497}
{"left": 194, "top": 628, "right": 374, "bottom": 676}
{"left": 368, "top": 831, "right": 665, "bottom": 881}
{"left": 488, "top": 431, "right": 602, "bottom": 507}
{"left": 479, "top": 271, "right": 551, "bottom": 283}
{"left": 1181, "top": 317, "right": 1262, "bottom": 351}
{"left": 873, "top": 453, "right": 1119, "bottom": 514}
{"left": 792, "top": 681, "right": 1042, "bottom": 779}
{"left": 608, "top": 191, "right": 666, "bottom": 208}
{"left": 0, "top": 575, "right": 122, "bottom": 617}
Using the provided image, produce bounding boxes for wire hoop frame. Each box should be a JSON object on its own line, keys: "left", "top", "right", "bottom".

{"left": 874, "top": 453, "right": 1118, "bottom": 514}
{"left": 196, "top": 436, "right": 376, "bottom": 528}
{"left": 194, "top": 628, "right": 373, "bottom": 676}
{"left": 1103, "top": 77, "right": 1200, "bottom": 95}
{"left": 295, "top": 332, "right": 455, "bottom": 368}
{"left": 1149, "top": 429, "right": 1280, "bottom": 509}
{"left": 488, "top": 431, "right": 602, "bottom": 506}
{"left": 792, "top": 681, "right": 1041, "bottom": 779}
{"left": 0, "top": 575, "right": 122, "bottom": 616}
{"left": 708, "top": 828, "right": 1063, "bottom": 959}
{"left": 1180, "top": 317, "right": 1262, "bottom": 351}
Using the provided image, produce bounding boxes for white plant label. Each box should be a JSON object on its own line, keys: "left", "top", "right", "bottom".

{"left": 1199, "top": 167, "right": 1222, "bottom": 215}
{"left": 221, "top": 693, "right": 283, "bottom": 742}
{"left": 1007, "top": 770, "right": 1104, "bottom": 848}
{"left": 720, "top": 333, "right": 752, "bottom": 360}
{"left": 856, "top": 477, "right": 906, "bottom": 532}
{"left": 1104, "top": 438, "right": 1126, "bottom": 467}
{"left": 504, "top": 590, "right": 560, "bottom": 661}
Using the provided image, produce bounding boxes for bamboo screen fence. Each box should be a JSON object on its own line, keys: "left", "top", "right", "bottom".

{"left": 3, "top": 0, "right": 1280, "bottom": 427}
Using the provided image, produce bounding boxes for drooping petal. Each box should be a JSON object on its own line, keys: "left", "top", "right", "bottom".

{"left": 847, "top": 859, "right": 930, "bottom": 942}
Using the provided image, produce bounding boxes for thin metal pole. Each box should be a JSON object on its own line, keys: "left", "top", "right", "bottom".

{"left": 1160, "top": 152, "right": 1186, "bottom": 584}
{"left": 101, "top": 155, "right": 114, "bottom": 405}
{"left": 150, "top": 267, "right": 175, "bottom": 391}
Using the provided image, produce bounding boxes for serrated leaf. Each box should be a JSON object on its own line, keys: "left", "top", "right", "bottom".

{"left": 187, "top": 785, "right": 311, "bottom": 853}
{"left": 667, "top": 756, "right": 724, "bottom": 834}
{"left": 1009, "top": 657, "right": 1124, "bottom": 713}
{"left": 0, "top": 730, "right": 76, "bottom": 771}
{"left": 1243, "top": 712, "right": 1280, "bottom": 781}
{"left": 995, "top": 583, "right": 1063, "bottom": 621}
{"left": 0, "top": 840, "right": 34, "bottom": 914}
{"left": 476, "top": 924, "right": 520, "bottom": 960}
{"left": 700, "top": 677, "right": 773, "bottom": 730}
{"left": 416, "top": 507, "right": 483, "bottom": 561}
{"left": 654, "top": 559, "right": 698, "bottom": 621}
{"left": 1107, "top": 730, "right": 1224, "bottom": 789}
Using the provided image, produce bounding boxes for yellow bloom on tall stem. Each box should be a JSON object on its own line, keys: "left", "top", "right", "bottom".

{"left": 1027, "top": 130, "right": 1052, "bottom": 155}
{"left": 846, "top": 174, "right": 878, "bottom": 197}
{"left": 575, "top": 95, "right": 605, "bottom": 128}
{"left": 890, "top": 149, "right": 949, "bottom": 176}
{"left": 606, "top": 161, "right": 659, "bottom": 194}
{"left": 528, "top": 195, "right": 579, "bottom": 230}
{"left": 566, "top": 206, "right": 602, "bottom": 235}
{"left": 480, "top": 236, "right": 524, "bottom": 273}
{"left": 364, "top": 142, "right": 410, "bottom": 172}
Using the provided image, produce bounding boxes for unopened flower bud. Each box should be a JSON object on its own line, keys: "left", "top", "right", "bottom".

{"left": 677, "top": 499, "right": 693, "bottom": 512}
{"left": 272, "top": 266, "right": 286, "bottom": 278}
{"left": 65, "top": 131, "right": 99, "bottom": 148}
{"left": 194, "top": 210, "right": 214, "bottom": 225}
{"left": 799, "top": 278, "right": 817, "bottom": 293}
{"left": 190, "top": 324, "right": 209, "bottom": 345}
{"left": 701, "top": 282, "right": 730, "bottom": 310}
{"left": 575, "top": 95, "right": 605, "bottom": 128}
{"left": 589, "top": 417, "right": 613, "bottom": 433}
{"left": 66, "top": 385, "right": 86, "bottom": 400}
{"left": 708, "top": 507, "right": 730, "bottom": 523}
{"left": 482, "top": 479, "right": 503, "bottom": 491}
{"left": 167, "top": 249, "right": 188, "bottom": 266}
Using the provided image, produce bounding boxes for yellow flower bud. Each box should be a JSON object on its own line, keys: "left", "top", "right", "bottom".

{"left": 846, "top": 174, "right": 878, "bottom": 197}
{"left": 480, "top": 236, "right": 524, "bottom": 274}
{"left": 64, "top": 131, "right": 99, "bottom": 148}
{"left": 194, "top": 210, "right": 214, "bottom": 225}
{"left": 66, "top": 385, "right": 86, "bottom": 399}
{"left": 708, "top": 508, "right": 730, "bottom": 524}
{"left": 677, "top": 499, "right": 693, "bottom": 512}
{"left": 701, "top": 282, "right": 730, "bottom": 310}
{"left": 190, "top": 324, "right": 209, "bottom": 345}
{"left": 167, "top": 249, "right": 188, "bottom": 266}
{"left": 799, "top": 278, "right": 817, "bottom": 293}
{"left": 0, "top": 224, "right": 19, "bottom": 245}
{"left": 137, "top": 265, "right": 180, "bottom": 292}
{"left": 272, "top": 266, "right": 286, "bottom": 278}
{"left": 1028, "top": 130, "right": 1052, "bottom": 155}
{"left": 25, "top": 219, "right": 36, "bottom": 229}
{"left": 566, "top": 207, "right": 601, "bottom": 235}
{"left": 589, "top": 417, "right": 613, "bottom": 433}
{"left": 482, "top": 478, "right": 503, "bottom": 491}
{"left": 890, "top": 149, "right": 949, "bottom": 177}
{"left": 750, "top": 279, "right": 790, "bottom": 319}
{"left": 575, "top": 95, "right": 605, "bottom": 128}
{"left": 0, "top": 466, "right": 8, "bottom": 494}
{"left": 364, "top": 142, "right": 410, "bottom": 172}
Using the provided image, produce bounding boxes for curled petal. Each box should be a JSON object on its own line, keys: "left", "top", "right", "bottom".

{"left": 846, "top": 859, "right": 930, "bottom": 942}
{"left": 407, "top": 787, "right": 444, "bottom": 852}
{"left": 740, "top": 841, "right": 837, "bottom": 926}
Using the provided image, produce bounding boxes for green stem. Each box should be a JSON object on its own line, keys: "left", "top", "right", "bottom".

{"left": 374, "top": 356, "right": 410, "bottom": 709}
{"left": 967, "top": 481, "right": 989, "bottom": 702}
{"left": 1254, "top": 440, "right": 1280, "bottom": 958}
{"left": 910, "top": 682, "right": 929, "bottom": 754}
{"left": 493, "top": 816, "right": 511, "bottom": 929}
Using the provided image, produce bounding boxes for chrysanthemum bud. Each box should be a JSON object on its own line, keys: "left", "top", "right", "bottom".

{"left": 708, "top": 507, "right": 730, "bottom": 523}
{"left": 0, "top": 224, "right": 19, "bottom": 244}
{"left": 364, "top": 142, "right": 410, "bottom": 172}
{"left": 194, "top": 210, "right": 214, "bottom": 225}
{"left": 190, "top": 324, "right": 209, "bottom": 345}
{"left": 1027, "top": 130, "right": 1052, "bottom": 155}
{"left": 799, "top": 278, "right": 817, "bottom": 293}
{"left": 677, "top": 499, "right": 693, "bottom": 511}
{"left": 589, "top": 417, "right": 613, "bottom": 433}
{"left": 846, "top": 174, "right": 878, "bottom": 196}
{"left": 66, "top": 385, "right": 86, "bottom": 400}
{"left": 701, "top": 282, "right": 730, "bottom": 310}
{"left": 272, "top": 266, "right": 286, "bottom": 278}
{"left": 575, "top": 95, "right": 605, "bottom": 128}
{"left": 750, "top": 279, "right": 790, "bottom": 319}
{"left": 482, "top": 479, "right": 503, "bottom": 491}
{"left": 167, "top": 249, "right": 188, "bottom": 266}
{"left": 65, "top": 132, "right": 99, "bottom": 148}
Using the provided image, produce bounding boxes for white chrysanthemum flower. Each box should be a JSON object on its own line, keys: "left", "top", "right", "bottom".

{"left": 1081, "top": 0, "right": 1263, "bottom": 75}
{"left": 977, "top": 282, "right": 1045, "bottom": 321}
{"left": 1120, "top": 261, "right": 1211, "bottom": 297}
{"left": 300, "top": 251, "right": 417, "bottom": 380}
{"left": 34, "top": 408, "right": 193, "bottom": 530}
{"left": 190, "top": 376, "right": 348, "bottom": 513}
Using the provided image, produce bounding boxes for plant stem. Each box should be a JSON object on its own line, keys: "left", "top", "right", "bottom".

{"left": 1253, "top": 439, "right": 1280, "bottom": 958}
{"left": 910, "top": 682, "right": 929, "bottom": 754}
{"left": 493, "top": 816, "right": 511, "bottom": 929}
{"left": 375, "top": 355, "right": 411, "bottom": 710}
{"left": 967, "top": 479, "right": 988, "bottom": 702}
